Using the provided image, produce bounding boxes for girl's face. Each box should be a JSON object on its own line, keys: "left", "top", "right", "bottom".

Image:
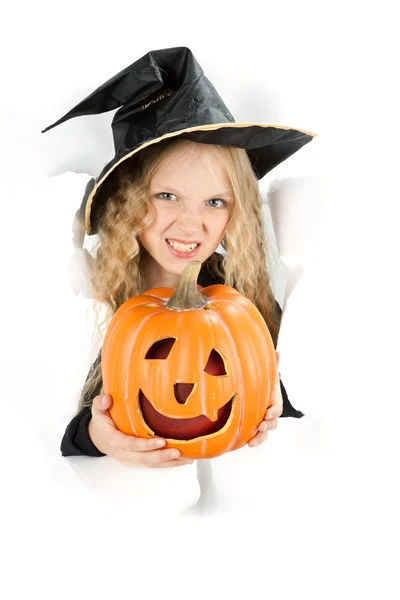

{"left": 139, "top": 143, "right": 232, "bottom": 287}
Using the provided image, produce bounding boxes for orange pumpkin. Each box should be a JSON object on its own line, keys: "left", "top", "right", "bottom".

{"left": 102, "top": 261, "right": 277, "bottom": 459}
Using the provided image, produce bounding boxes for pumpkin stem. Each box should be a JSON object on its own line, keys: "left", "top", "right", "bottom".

{"left": 166, "top": 261, "right": 208, "bottom": 310}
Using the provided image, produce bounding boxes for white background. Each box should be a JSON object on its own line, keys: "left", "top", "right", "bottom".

{"left": 1, "top": 1, "right": 399, "bottom": 598}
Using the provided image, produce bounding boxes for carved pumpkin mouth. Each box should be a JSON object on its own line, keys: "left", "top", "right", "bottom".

{"left": 139, "top": 390, "right": 234, "bottom": 441}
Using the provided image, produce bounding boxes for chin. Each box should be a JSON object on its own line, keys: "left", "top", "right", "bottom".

{"left": 164, "top": 258, "right": 201, "bottom": 275}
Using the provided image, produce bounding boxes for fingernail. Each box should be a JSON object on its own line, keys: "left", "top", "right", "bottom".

{"left": 183, "top": 459, "right": 194, "bottom": 464}
{"left": 169, "top": 449, "right": 180, "bottom": 458}
{"left": 259, "top": 422, "right": 268, "bottom": 432}
{"left": 155, "top": 439, "right": 166, "bottom": 447}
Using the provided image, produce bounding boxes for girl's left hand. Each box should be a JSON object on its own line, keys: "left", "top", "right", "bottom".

{"left": 248, "top": 351, "right": 283, "bottom": 448}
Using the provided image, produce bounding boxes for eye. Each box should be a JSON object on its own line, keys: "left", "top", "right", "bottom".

{"left": 145, "top": 338, "right": 175, "bottom": 359}
{"left": 207, "top": 198, "right": 227, "bottom": 208}
{"left": 157, "top": 192, "right": 177, "bottom": 201}
{"left": 204, "top": 349, "right": 227, "bottom": 376}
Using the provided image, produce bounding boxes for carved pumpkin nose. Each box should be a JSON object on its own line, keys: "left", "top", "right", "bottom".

{"left": 174, "top": 383, "right": 194, "bottom": 404}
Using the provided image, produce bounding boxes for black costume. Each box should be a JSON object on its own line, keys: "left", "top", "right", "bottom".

{"left": 61, "top": 254, "right": 304, "bottom": 457}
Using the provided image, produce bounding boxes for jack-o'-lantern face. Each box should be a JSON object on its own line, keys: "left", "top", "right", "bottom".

{"left": 139, "top": 336, "right": 237, "bottom": 441}
{"left": 103, "top": 261, "right": 277, "bottom": 459}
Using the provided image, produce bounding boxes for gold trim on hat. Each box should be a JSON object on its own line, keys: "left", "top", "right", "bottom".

{"left": 85, "top": 122, "right": 318, "bottom": 233}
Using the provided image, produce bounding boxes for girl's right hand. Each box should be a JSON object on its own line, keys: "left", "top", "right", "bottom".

{"left": 88, "top": 394, "right": 193, "bottom": 468}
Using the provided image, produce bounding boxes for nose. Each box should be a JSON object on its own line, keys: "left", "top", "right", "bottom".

{"left": 174, "top": 383, "right": 194, "bottom": 404}
{"left": 175, "top": 207, "right": 203, "bottom": 234}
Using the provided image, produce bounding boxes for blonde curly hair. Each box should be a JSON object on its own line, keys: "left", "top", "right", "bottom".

{"left": 78, "top": 137, "right": 282, "bottom": 411}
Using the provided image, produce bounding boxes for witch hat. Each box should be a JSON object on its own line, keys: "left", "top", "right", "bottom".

{"left": 42, "top": 46, "right": 317, "bottom": 235}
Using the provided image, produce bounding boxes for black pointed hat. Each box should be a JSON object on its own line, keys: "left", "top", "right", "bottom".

{"left": 42, "top": 46, "right": 317, "bottom": 235}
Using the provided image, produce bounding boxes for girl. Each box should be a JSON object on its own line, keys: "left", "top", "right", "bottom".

{"left": 60, "top": 137, "right": 304, "bottom": 466}
{"left": 42, "top": 46, "right": 314, "bottom": 467}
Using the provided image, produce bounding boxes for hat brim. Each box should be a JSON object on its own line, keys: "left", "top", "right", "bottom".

{"left": 85, "top": 122, "right": 317, "bottom": 234}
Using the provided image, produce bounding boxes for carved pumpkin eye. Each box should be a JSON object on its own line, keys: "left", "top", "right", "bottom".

{"left": 204, "top": 349, "right": 227, "bottom": 376}
{"left": 145, "top": 338, "right": 176, "bottom": 359}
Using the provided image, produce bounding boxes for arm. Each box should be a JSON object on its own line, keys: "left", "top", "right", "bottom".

{"left": 60, "top": 351, "right": 106, "bottom": 457}
{"left": 60, "top": 406, "right": 106, "bottom": 457}
{"left": 274, "top": 299, "right": 304, "bottom": 419}
{"left": 279, "top": 378, "right": 304, "bottom": 418}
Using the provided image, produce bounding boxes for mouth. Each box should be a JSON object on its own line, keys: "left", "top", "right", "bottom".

{"left": 139, "top": 390, "right": 234, "bottom": 440}
{"left": 165, "top": 239, "right": 202, "bottom": 259}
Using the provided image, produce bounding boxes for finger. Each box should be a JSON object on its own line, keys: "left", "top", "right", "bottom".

{"left": 120, "top": 434, "right": 167, "bottom": 453}
{"left": 139, "top": 447, "right": 184, "bottom": 466}
{"left": 258, "top": 418, "right": 278, "bottom": 432}
{"left": 265, "top": 405, "right": 282, "bottom": 420}
{"left": 91, "top": 394, "right": 113, "bottom": 415}
{"left": 275, "top": 351, "right": 280, "bottom": 367}
{"left": 248, "top": 431, "right": 268, "bottom": 447}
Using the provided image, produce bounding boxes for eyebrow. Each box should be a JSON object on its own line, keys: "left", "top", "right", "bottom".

{"left": 151, "top": 184, "right": 233, "bottom": 197}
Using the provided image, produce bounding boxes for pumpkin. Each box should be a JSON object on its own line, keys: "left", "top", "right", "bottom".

{"left": 102, "top": 261, "right": 277, "bottom": 459}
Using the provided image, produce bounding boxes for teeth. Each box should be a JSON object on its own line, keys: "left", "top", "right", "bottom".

{"left": 167, "top": 240, "right": 198, "bottom": 252}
